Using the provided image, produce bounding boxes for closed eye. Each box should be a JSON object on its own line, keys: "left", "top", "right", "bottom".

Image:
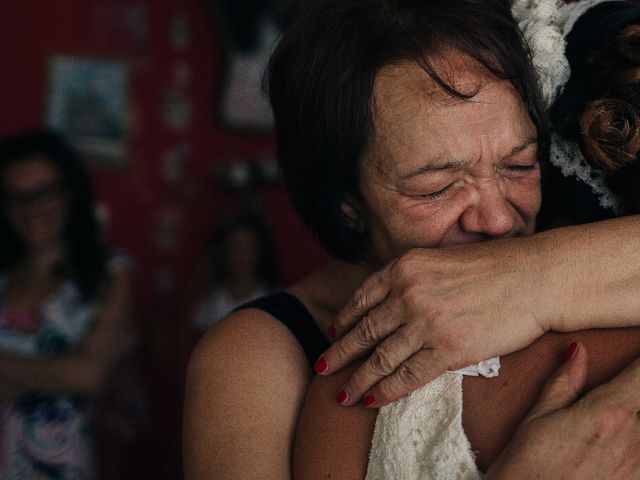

{"left": 421, "top": 183, "right": 454, "bottom": 200}
{"left": 508, "top": 164, "right": 537, "bottom": 172}
{"left": 504, "top": 162, "right": 539, "bottom": 178}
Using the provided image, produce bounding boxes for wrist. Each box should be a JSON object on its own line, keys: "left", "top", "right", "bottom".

{"left": 525, "top": 229, "right": 565, "bottom": 332}
{"left": 498, "top": 233, "right": 557, "bottom": 333}
{"left": 534, "top": 218, "right": 640, "bottom": 331}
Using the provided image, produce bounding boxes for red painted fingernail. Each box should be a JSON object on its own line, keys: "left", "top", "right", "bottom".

{"left": 314, "top": 356, "right": 328, "bottom": 374}
{"left": 328, "top": 324, "right": 337, "bottom": 338}
{"left": 564, "top": 342, "right": 578, "bottom": 362}
{"left": 337, "top": 390, "right": 348, "bottom": 404}
{"left": 363, "top": 395, "right": 376, "bottom": 408}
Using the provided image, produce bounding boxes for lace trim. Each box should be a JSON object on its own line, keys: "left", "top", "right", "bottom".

{"left": 457, "top": 356, "right": 500, "bottom": 378}
{"left": 512, "top": 0, "right": 570, "bottom": 108}
{"left": 366, "top": 372, "right": 483, "bottom": 480}
{"left": 511, "top": 0, "right": 618, "bottom": 108}
{"left": 550, "top": 134, "right": 623, "bottom": 213}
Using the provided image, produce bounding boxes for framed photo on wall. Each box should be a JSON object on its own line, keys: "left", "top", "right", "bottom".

{"left": 213, "top": 0, "right": 295, "bottom": 132}
{"left": 46, "top": 55, "right": 129, "bottom": 168}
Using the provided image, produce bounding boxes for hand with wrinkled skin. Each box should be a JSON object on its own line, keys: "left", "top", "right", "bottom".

{"left": 317, "top": 241, "right": 549, "bottom": 407}
{"left": 487, "top": 343, "right": 640, "bottom": 480}
{"left": 316, "top": 218, "right": 640, "bottom": 407}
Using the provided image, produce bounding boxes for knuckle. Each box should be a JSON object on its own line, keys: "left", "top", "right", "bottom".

{"left": 374, "top": 384, "right": 392, "bottom": 404}
{"left": 397, "top": 362, "right": 422, "bottom": 388}
{"left": 332, "top": 338, "right": 352, "bottom": 361}
{"left": 370, "top": 345, "right": 395, "bottom": 375}
{"left": 398, "top": 327, "right": 424, "bottom": 352}
{"left": 376, "top": 379, "right": 404, "bottom": 404}
{"left": 540, "top": 374, "right": 579, "bottom": 405}
{"left": 398, "top": 283, "right": 421, "bottom": 312}
{"left": 545, "top": 373, "right": 570, "bottom": 393}
{"left": 353, "top": 316, "right": 378, "bottom": 346}
{"left": 374, "top": 389, "right": 394, "bottom": 406}
{"left": 398, "top": 285, "right": 436, "bottom": 319}
{"left": 391, "top": 252, "right": 416, "bottom": 280}
{"left": 403, "top": 248, "right": 422, "bottom": 266}
{"left": 390, "top": 256, "right": 408, "bottom": 278}
{"left": 352, "top": 287, "right": 367, "bottom": 312}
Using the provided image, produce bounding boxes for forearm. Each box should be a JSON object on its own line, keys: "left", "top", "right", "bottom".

{"left": 0, "top": 352, "right": 111, "bottom": 396}
{"left": 0, "top": 376, "right": 33, "bottom": 402}
{"left": 0, "top": 270, "right": 138, "bottom": 397}
{"left": 533, "top": 215, "right": 640, "bottom": 331}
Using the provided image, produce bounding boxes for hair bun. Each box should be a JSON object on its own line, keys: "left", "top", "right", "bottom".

{"left": 580, "top": 97, "right": 640, "bottom": 171}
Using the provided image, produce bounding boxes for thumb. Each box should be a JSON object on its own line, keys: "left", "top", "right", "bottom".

{"left": 526, "top": 342, "right": 588, "bottom": 421}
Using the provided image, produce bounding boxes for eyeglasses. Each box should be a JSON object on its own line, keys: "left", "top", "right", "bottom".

{"left": 2, "top": 183, "right": 65, "bottom": 209}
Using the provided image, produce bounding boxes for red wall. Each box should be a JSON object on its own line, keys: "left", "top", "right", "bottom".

{"left": 0, "top": 1, "right": 327, "bottom": 477}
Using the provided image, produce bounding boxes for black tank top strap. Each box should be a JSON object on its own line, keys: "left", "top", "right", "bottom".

{"left": 235, "top": 291, "right": 329, "bottom": 367}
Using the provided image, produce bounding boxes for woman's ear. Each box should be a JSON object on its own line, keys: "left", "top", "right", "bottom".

{"left": 340, "top": 200, "right": 365, "bottom": 232}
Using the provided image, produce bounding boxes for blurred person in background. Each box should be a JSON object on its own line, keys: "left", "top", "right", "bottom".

{"left": 191, "top": 211, "right": 280, "bottom": 333}
{"left": 0, "top": 129, "right": 135, "bottom": 480}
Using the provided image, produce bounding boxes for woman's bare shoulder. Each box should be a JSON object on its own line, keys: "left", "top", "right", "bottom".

{"left": 196, "top": 306, "right": 309, "bottom": 359}
{"left": 184, "top": 307, "right": 312, "bottom": 479}
{"left": 464, "top": 327, "right": 640, "bottom": 471}
{"left": 294, "top": 362, "right": 378, "bottom": 480}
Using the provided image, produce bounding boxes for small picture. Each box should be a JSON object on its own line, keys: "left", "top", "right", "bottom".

{"left": 46, "top": 55, "right": 129, "bottom": 168}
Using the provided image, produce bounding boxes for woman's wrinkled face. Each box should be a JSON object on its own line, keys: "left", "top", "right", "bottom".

{"left": 357, "top": 52, "right": 541, "bottom": 265}
{"left": 2, "top": 156, "right": 67, "bottom": 249}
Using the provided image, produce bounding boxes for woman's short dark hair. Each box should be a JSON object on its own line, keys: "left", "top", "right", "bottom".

{"left": 268, "top": 0, "right": 547, "bottom": 262}
{"left": 0, "top": 129, "right": 108, "bottom": 299}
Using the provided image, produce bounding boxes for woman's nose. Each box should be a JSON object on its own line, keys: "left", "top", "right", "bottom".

{"left": 458, "top": 181, "right": 515, "bottom": 238}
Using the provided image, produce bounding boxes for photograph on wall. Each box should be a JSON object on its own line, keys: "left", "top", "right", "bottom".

{"left": 46, "top": 55, "right": 129, "bottom": 168}
{"left": 213, "top": 0, "right": 295, "bottom": 132}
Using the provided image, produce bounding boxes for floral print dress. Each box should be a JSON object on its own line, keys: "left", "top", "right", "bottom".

{"left": 0, "top": 266, "right": 115, "bottom": 480}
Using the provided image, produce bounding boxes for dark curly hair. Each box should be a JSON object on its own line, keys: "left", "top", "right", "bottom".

{"left": 268, "top": 0, "right": 547, "bottom": 263}
{"left": 580, "top": 25, "right": 640, "bottom": 213}
{"left": 0, "top": 129, "right": 108, "bottom": 299}
{"left": 578, "top": 25, "right": 640, "bottom": 171}
{"left": 550, "top": 2, "right": 640, "bottom": 214}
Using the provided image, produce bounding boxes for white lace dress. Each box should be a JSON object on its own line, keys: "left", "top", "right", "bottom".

{"left": 365, "top": 364, "right": 497, "bottom": 480}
